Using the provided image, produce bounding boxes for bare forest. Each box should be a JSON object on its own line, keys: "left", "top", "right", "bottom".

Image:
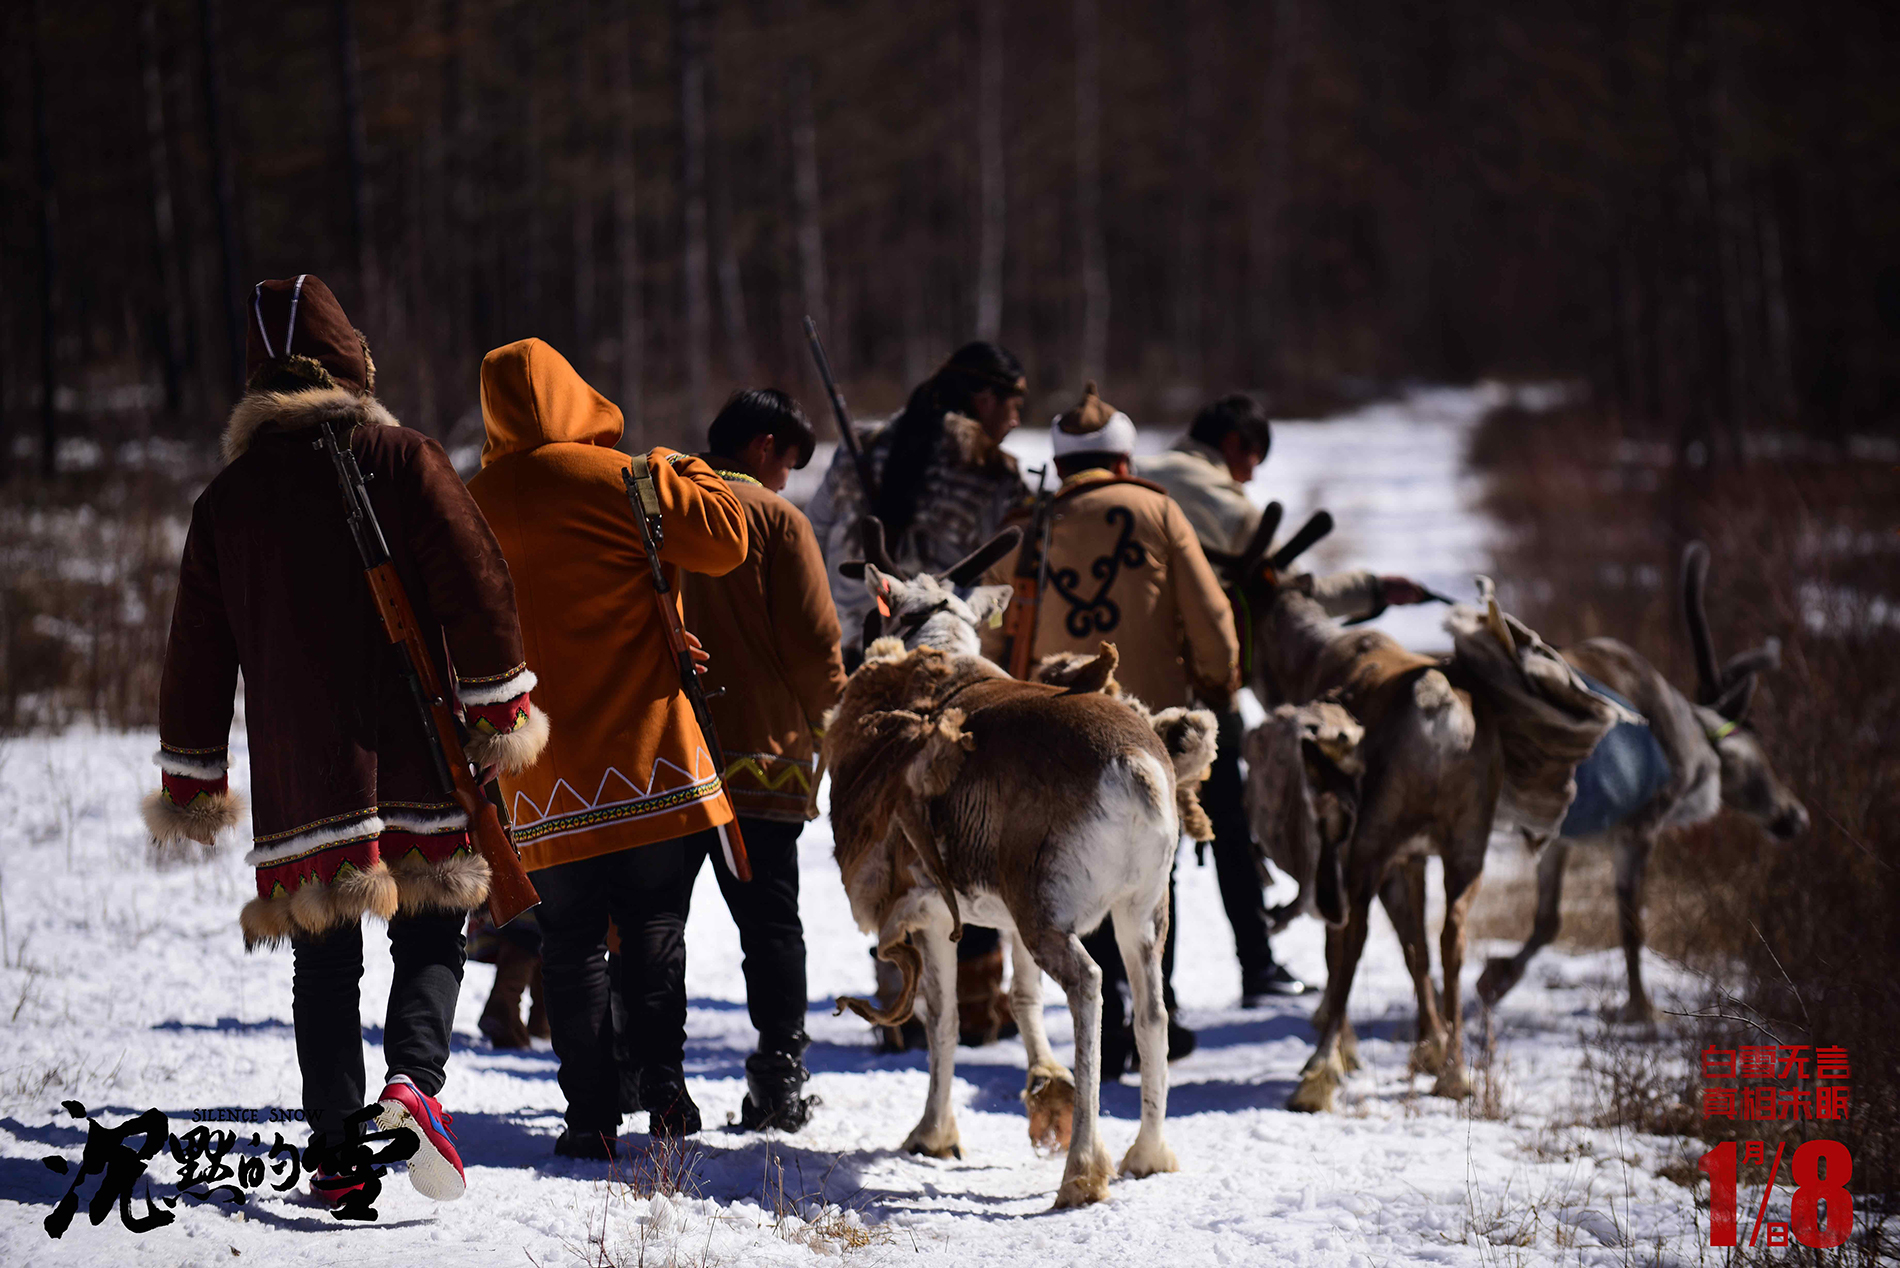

{"left": 5, "top": 0, "right": 1898, "bottom": 464}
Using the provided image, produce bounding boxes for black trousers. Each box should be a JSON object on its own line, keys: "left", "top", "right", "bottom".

{"left": 535, "top": 836, "right": 700, "bottom": 1133}
{"left": 1205, "top": 707, "right": 1281, "bottom": 977}
{"left": 680, "top": 816, "right": 809, "bottom": 1055}
{"left": 1085, "top": 857, "right": 1180, "bottom": 1033}
{"left": 291, "top": 910, "right": 466, "bottom": 1150}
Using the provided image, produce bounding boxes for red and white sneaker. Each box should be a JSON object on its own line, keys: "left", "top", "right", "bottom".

{"left": 374, "top": 1075, "right": 466, "bottom": 1200}
{"left": 309, "top": 1168, "right": 366, "bottom": 1209}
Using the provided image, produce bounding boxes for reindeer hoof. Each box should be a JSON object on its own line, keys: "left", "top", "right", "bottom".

{"left": 1407, "top": 1034, "right": 1448, "bottom": 1078}
{"left": 1339, "top": 1030, "right": 1363, "bottom": 1073}
{"left": 1053, "top": 1174, "right": 1111, "bottom": 1209}
{"left": 1053, "top": 1144, "right": 1115, "bottom": 1208}
{"left": 1431, "top": 1069, "right": 1472, "bottom": 1100}
{"left": 1023, "top": 1064, "right": 1076, "bottom": 1154}
{"left": 902, "top": 1128, "right": 963, "bottom": 1160}
{"left": 1119, "top": 1138, "right": 1178, "bottom": 1179}
{"left": 1475, "top": 958, "right": 1518, "bottom": 1006}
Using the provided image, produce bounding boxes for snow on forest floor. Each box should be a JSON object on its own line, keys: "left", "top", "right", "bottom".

{"left": 0, "top": 386, "right": 1720, "bottom": 1266}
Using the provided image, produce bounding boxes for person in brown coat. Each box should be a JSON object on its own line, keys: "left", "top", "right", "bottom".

{"left": 1138, "top": 394, "right": 1435, "bottom": 1006}
{"left": 468, "top": 338, "right": 748, "bottom": 1156}
{"left": 142, "top": 275, "right": 548, "bottom": 1203}
{"left": 979, "top": 381, "right": 1241, "bottom": 1078}
{"left": 677, "top": 389, "right": 846, "bottom": 1131}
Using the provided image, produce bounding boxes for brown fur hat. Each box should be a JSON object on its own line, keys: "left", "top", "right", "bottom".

{"left": 244, "top": 275, "right": 376, "bottom": 396}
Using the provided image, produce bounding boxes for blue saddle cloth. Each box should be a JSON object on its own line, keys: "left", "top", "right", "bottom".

{"left": 1559, "top": 674, "right": 1673, "bottom": 838}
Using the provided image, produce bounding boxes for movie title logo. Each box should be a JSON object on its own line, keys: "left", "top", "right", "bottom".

{"left": 1699, "top": 1043, "right": 1854, "bottom": 1249}
{"left": 38, "top": 1100, "right": 415, "bottom": 1237}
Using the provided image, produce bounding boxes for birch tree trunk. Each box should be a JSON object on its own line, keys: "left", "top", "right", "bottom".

{"left": 1248, "top": 0, "right": 1299, "bottom": 386}
{"left": 973, "top": 0, "right": 1004, "bottom": 342}
{"left": 31, "top": 0, "right": 59, "bottom": 478}
{"left": 139, "top": 0, "right": 190, "bottom": 419}
{"left": 197, "top": 0, "right": 244, "bottom": 398}
{"left": 786, "top": 0, "right": 827, "bottom": 348}
{"left": 335, "top": 0, "right": 378, "bottom": 319}
{"left": 1173, "top": 0, "right": 1214, "bottom": 388}
{"left": 705, "top": 9, "right": 752, "bottom": 385}
{"left": 611, "top": 0, "right": 644, "bottom": 443}
{"left": 570, "top": 0, "right": 596, "bottom": 367}
{"left": 677, "top": 0, "right": 712, "bottom": 423}
{"left": 1073, "top": 0, "right": 1107, "bottom": 381}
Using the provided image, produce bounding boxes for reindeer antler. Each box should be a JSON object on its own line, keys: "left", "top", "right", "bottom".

{"left": 837, "top": 515, "right": 908, "bottom": 582}
{"left": 1681, "top": 541, "right": 1781, "bottom": 722}
{"left": 1231, "top": 501, "right": 1285, "bottom": 583}
{"left": 1270, "top": 510, "right": 1335, "bottom": 572}
{"left": 1681, "top": 542, "right": 1723, "bottom": 704}
{"left": 943, "top": 525, "right": 1023, "bottom": 586}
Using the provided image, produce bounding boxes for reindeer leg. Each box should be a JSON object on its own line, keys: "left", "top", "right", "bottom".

{"left": 1309, "top": 925, "right": 1360, "bottom": 1071}
{"left": 1477, "top": 838, "right": 1569, "bottom": 1007}
{"left": 1613, "top": 835, "right": 1656, "bottom": 1025}
{"left": 1031, "top": 929, "right": 1113, "bottom": 1209}
{"left": 900, "top": 910, "right": 964, "bottom": 1159}
{"left": 1012, "top": 930, "right": 1073, "bottom": 1153}
{"left": 1430, "top": 850, "right": 1483, "bottom": 1100}
{"left": 1113, "top": 895, "right": 1177, "bottom": 1179}
{"left": 1380, "top": 856, "right": 1447, "bottom": 1078}
{"left": 1289, "top": 896, "right": 1369, "bottom": 1114}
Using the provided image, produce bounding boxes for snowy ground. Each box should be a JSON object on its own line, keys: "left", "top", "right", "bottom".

{"left": 0, "top": 385, "right": 1721, "bottom": 1266}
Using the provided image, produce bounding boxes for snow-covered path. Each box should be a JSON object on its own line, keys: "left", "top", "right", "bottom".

{"left": 0, "top": 387, "right": 1713, "bottom": 1266}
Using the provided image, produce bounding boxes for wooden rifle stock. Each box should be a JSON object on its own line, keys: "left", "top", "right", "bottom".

{"left": 363, "top": 564, "right": 541, "bottom": 927}
{"left": 315, "top": 418, "right": 538, "bottom": 928}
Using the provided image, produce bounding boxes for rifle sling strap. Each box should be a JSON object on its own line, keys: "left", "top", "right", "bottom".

{"left": 627, "top": 453, "right": 663, "bottom": 519}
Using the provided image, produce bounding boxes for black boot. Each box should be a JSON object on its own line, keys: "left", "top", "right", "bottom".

{"left": 1099, "top": 1023, "right": 1135, "bottom": 1085}
{"left": 1240, "top": 960, "right": 1308, "bottom": 1006}
{"left": 554, "top": 1127, "right": 620, "bottom": 1160}
{"left": 739, "top": 1047, "right": 816, "bottom": 1132}
{"left": 640, "top": 1072, "right": 702, "bottom": 1139}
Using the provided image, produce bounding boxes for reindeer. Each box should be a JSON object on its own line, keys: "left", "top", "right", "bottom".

{"left": 1223, "top": 508, "right": 1623, "bottom": 1112}
{"left": 1475, "top": 542, "right": 1808, "bottom": 1022}
{"left": 821, "top": 522, "right": 1217, "bottom": 1209}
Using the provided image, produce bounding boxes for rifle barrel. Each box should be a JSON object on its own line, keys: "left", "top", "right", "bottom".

{"left": 802, "top": 316, "right": 878, "bottom": 503}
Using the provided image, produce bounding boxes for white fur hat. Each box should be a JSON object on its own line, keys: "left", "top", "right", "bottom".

{"left": 1050, "top": 381, "right": 1136, "bottom": 457}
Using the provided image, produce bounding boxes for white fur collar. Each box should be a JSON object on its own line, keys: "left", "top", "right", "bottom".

{"left": 221, "top": 387, "right": 400, "bottom": 464}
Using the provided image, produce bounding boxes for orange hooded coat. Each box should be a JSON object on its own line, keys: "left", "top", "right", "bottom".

{"left": 468, "top": 339, "right": 748, "bottom": 870}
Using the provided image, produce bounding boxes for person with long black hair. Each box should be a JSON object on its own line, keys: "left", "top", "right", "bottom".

{"left": 804, "top": 341, "right": 1030, "bottom": 660}
{"left": 805, "top": 341, "right": 1030, "bottom": 1050}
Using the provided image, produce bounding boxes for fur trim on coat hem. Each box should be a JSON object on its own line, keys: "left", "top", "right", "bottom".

{"left": 142, "top": 786, "right": 245, "bottom": 849}
{"left": 388, "top": 849, "right": 492, "bottom": 916}
{"left": 240, "top": 860, "right": 399, "bottom": 950}
{"left": 153, "top": 749, "right": 229, "bottom": 781}
{"left": 465, "top": 703, "right": 550, "bottom": 776}
{"left": 457, "top": 667, "right": 538, "bottom": 706}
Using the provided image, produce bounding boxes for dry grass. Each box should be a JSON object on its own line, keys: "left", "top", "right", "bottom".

{"left": 550, "top": 1137, "right": 899, "bottom": 1268}
{"left": 1, "top": 462, "right": 199, "bottom": 734}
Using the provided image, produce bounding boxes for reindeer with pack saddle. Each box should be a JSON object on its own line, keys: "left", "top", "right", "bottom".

{"left": 816, "top": 519, "right": 1217, "bottom": 1209}
{"left": 1219, "top": 507, "right": 1629, "bottom": 1112}
{"left": 1473, "top": 542, "right": 1808, "bottom": 1022}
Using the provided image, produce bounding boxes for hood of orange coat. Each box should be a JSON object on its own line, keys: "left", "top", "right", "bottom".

{"left": 479, "top": 338, "right": 623, "bottom": 465}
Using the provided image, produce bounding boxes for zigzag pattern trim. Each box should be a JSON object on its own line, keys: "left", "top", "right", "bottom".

{"left": 509, "top": 748, "right": 725, "bottom": 847}
{"left": 722, "top": 752, "right": 815, "bottom": 793}
{"left": 512, "top": 776, "right": 722, "bottom": 845}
